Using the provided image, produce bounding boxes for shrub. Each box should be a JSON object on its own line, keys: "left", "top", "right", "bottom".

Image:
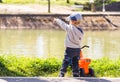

{"left": 83, "top": 0, "right": 116, "bottom": 11}
{"left": 94, "top": 0, "right": 113, "bottom": 7}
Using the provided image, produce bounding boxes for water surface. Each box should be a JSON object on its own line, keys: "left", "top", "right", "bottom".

{"left": 0, "top": 30, "right": 120, "bottom": 59}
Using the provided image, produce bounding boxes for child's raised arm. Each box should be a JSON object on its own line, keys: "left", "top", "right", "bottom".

{"left": 53, "top": 18, "right": 69, "bottom": 31}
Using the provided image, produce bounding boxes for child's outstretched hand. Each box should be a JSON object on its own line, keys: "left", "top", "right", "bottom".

{"left": 53, "top": 18, "right": 59, "bottom": 24}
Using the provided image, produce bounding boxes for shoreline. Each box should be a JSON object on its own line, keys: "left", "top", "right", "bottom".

{"left": 0, "top": 14, "right": 120, "bottom": 30}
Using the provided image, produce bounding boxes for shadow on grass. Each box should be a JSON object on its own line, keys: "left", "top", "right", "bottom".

{"left": 0, "top": 61, "right": 24, "bottom": 76}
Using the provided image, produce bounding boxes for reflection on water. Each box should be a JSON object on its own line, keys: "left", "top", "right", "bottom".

{"left": 36, "top": 36, "right": 44, "bottom": 57}
{"left": 0, "top": 30, "right": 120, "bottom": 59}
{"left": 84, "top": 31, "right": 120, "bottom": 59}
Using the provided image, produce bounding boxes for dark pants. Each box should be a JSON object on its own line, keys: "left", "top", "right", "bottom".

{"left": 60, "top": 47, "right": 80, "bottom": 77}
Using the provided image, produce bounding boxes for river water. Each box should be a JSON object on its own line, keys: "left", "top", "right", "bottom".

{"left": 0, "top": 30, "right": 120, "bottom": 59}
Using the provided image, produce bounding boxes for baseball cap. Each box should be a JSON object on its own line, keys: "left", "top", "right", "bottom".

{"left": 67, "top": 13, "right": 82, "bottom": 21}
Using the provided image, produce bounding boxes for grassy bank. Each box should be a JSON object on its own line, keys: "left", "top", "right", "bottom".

{"left": 0, "top": 55, "right": 120, "bottom": 77}
{"left": 0, "top": 55, "right": 61, "bottom": 76}
{"left": 90, "top": 58, "right": 120, "bottom": 77}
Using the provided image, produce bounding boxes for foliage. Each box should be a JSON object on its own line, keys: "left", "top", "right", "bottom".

{"left": 2, "top": 0, "right": 118, "bottom": 4}
{"left": 0, "top": 55, "right": 120, "bottom": 77}
{"left": 94, "top": 0, "right": 114, "bottom": 7}
{"left": 83, "top": 0, "right": 118, "bottom": 11}
{"left": 0, "top": 55, "right": 61, "bottom": 76}
{"left": 90, "top": 57, "right": 120, "bottom": 77}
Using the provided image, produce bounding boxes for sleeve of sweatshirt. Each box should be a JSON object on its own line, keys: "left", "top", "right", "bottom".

{"left": 55, "top": 19, "right": 69, "bottom": 31}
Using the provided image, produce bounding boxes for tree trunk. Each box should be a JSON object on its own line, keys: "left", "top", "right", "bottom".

{"left": 0, "top": 0, "right": 2, "bottom": 3}
{"left": 48, "top": 0, "right": 50, "bottom": 13}
{"left": 66, "top": 0, "right": 70, "bottom": 3}
{"left": 91, "top": 3, "right": 95, "bottom": 12}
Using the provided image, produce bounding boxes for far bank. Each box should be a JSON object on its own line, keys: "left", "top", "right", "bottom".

{"left": 0, "top": 13, "right": 120, "bottom": 30}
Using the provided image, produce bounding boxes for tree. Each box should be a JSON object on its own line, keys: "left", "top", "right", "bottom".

{"left": 0, "top": 0, "right": 2, "bottom": 3}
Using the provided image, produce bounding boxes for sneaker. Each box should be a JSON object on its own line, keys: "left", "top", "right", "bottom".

{"left": 58, "top": 73, "right": 64, "bottom": 77}
{"left": 73, "top": 74, "right": 79, "bottom": 77}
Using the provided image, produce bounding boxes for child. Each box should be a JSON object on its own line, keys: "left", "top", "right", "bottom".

{"left": 54, "top": 13, "right": 84, "bottom": 77}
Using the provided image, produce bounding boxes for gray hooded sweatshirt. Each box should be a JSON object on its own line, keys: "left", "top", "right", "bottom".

{"left": 55, "top": 19, "right": 84, "bottom": 48}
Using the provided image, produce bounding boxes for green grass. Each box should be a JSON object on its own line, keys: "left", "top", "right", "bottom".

{"left": 2, "top": 0, "right": 119, "bottom": 5}
{"left": 0, "top": 55, "right": 61, "bottom": 76}
{"left": 0, "top": 55, "right": 120, "bottom": 77}
{"left": 2, "top": 0, "right": 88, "bottom": 5}
{"left": 90, "top": 58, "right": 120, "bottom": 77}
